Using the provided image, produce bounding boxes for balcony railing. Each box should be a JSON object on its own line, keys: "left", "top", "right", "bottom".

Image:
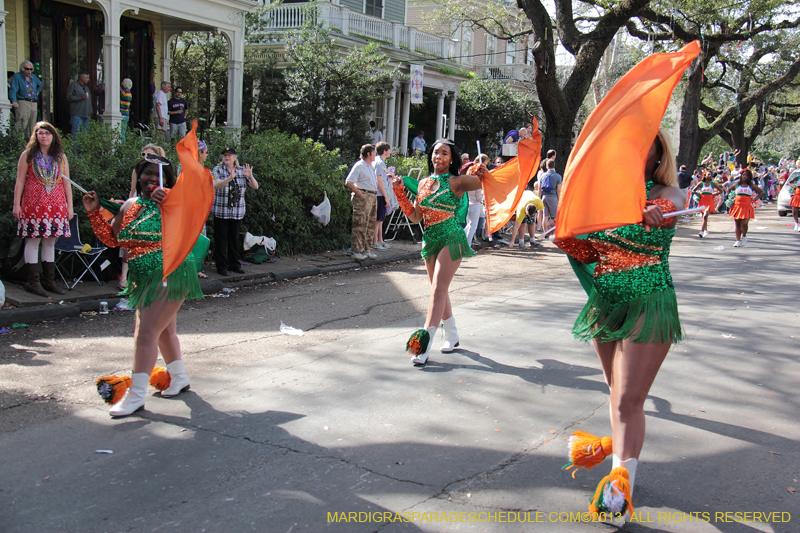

{"left": 261, "top": 2, "right": 462, "bottom": 62}
{"left": 475, "top": 63, "right": 535, "bottom": 83}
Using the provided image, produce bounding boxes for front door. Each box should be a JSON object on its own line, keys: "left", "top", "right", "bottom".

{"left": 120, "top": 18, "right": 154, "bottom": 130}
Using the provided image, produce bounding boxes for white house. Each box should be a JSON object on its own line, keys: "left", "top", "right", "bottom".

{"left": 1, "top": 0, "right": 255, "bottom": 134}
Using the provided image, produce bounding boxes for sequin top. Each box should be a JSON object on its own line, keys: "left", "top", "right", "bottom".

{"left": 417, "top": 174, "right": 474, "bottom": 262}
{"left": 557, "top": 182, "right": 677, "bottom": 306}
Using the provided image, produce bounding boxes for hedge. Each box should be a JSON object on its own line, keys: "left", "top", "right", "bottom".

{"left": 0, "top": 122, "right": 354, "bottom": 276}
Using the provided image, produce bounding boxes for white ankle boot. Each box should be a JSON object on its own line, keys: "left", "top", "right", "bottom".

{"left": 440, "top": 316, "right": 460, "bottom": 353}
{"left": 602, "top": 454, "right": 638, "bottom": 526}
{"left": 161, "top": 359, "right": 191, "bottom": 397}
{"left": 411, "top": 327, "right": 438, "bottom": 366}
{"left": 109, "top": 372, "right": 149, "bottom": 417}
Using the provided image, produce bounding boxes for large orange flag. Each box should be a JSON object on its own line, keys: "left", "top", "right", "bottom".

{"left": 554, "top": 41, "right": 701, "bottom": 241}
{"left": 484, "top": 118, "right": 542, "bottom": 234}
{"left": 160, "top": 121, "right": 215, "bottom": 281}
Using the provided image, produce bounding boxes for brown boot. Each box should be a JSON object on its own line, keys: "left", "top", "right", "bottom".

{"left": 24, "top": 263, "right": 50, "bottom": 298}
{"left": 41, "top": 262, "right": 66, "bottom": 295}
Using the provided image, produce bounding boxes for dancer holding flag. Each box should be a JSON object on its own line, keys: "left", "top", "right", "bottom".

{"left": 554, "top": 42, "right": 701, "bottom": 523}
{"left": 85, "top": 122, "right": 214, "bottom": 417}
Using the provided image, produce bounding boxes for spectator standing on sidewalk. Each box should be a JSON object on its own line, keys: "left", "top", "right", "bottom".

{"left": 345, "top": 144, "right": 379, "bottom": 261}
{"left": 10, "top": 61, "right": 42, "bottom": 138}
{"left": 120, "top": 78, "right": 132, "bottom": 142}
{"left": 212, "top": 147, "right": 259, "bottom": 276}
{"left": 168, "top": 87, "right": 188, "bottom": 141}
{"left": 411, "top": 130, "right": 426, "bottom": 155}
{"left": 372, "top": 141, "right": 392, "bottom": 251}
{"left": 154, "top": 81, "right": 170, "bottom": 139}
{"left": 66, "top": 72, "right": 92, "bottom": 135}
{"left": 536, "top": 158, "right": 562, "bottom": 235}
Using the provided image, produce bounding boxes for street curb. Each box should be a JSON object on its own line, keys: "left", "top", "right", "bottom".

{"left": 0, "top": 251, "right": 421, "bottom": 327}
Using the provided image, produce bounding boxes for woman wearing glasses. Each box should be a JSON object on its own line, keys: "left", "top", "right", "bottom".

{"left": 211, "top": 147, "right": 258, "bottom": 276}
{"left": 12, "top": 121, "right": 73, "bottom": 297}
{"left": 83, "top": 154, "right": 203, "bottom": 416}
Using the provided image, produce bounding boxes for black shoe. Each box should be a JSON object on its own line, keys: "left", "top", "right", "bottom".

{"left": 230, "top": 267, "right": 245, "bottom": 274}
{"left": 217, "top": 269, "right": 229, "bottom": 276}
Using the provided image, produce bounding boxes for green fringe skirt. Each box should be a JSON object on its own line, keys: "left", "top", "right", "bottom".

{"left": 420, "top": 227, "right": 475, "bottom": 263}
{"left": 574, "top": 288, "right": 683, "bottom": 344}
{"left": 122, "top": 254, "right": 204, "bottom": 309}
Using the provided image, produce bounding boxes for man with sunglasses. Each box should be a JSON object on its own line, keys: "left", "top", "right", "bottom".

{"left": 167, "top": 87, "right": 188, "bottom": 141}
{"left": 9, "top": 61, "right": 42, "bottom": 138}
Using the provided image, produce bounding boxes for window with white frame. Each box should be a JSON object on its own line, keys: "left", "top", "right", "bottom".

{"left": 506, "top": 41, "right": 516, "bottom": 64}
{"left": 364, "top": 0, "right": 383, "bottom": 17}
{"left": 462, "top": 27, "right": 473, "bottom": 60}
{"left": 486, "top": 35, "right": 496, "bottom": 64}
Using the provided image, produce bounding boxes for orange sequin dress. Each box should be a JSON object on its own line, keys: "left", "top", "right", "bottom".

{"left": 556, "top": 182, "right": 682, "bottom": 344}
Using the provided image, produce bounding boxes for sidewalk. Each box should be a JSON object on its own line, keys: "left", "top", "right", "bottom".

{"left": 0, "top": 241, "right": 423, "bottom": 327}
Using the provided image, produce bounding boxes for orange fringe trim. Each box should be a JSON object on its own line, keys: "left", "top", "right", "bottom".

{"left": 563, "top": 430, "right": 613, "bottom": 477}
{"left": 589, "top": 467, "right": 633, "bottom": 518}
{"left": 96, "top": 375, "right": 131, "bottom": 405}
{"left": 149, "top": 367, "right": 172, "bottom": 391}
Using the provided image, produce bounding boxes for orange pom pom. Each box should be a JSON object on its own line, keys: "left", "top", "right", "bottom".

{"left": 96, "top": 375, "right": 131, "bottom": 405}
{"left": 406, "top": 329, "right": 431, "bottom": 356}
{"left": 563, "top": 430, "right": 613, "bottom": 477}
{"left": 589, "top": 467, "right": 633, "bottom": 518}
{"left": 149, "top": 367, "right": 172, "bottom": 391}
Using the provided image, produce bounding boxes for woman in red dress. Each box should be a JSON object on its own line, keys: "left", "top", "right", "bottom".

{"left": 12, "top": 122, "right": 73, "bottom": 297}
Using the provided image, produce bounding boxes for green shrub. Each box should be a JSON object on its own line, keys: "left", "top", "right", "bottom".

{"left": 386, "top": 152, "right": 428, "bottom": 180}
{"left": 0, "top": 123, "right": 352, "bottom": 267}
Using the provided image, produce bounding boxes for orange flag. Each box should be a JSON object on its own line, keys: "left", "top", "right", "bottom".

{"left": 484, "top": 117, "right": 542, "bottom": 234}
{"left": 160, "top": 121, "right": 215, "bottom": 281}
{"left": 554, "top": 41, "right": 701, "bottom": 241}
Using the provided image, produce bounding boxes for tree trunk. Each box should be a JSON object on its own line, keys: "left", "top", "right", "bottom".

{"left": 677, "top": 53, "right": 711, "bottom": 168}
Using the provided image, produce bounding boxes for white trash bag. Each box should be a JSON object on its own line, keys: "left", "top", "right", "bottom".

{"left": 243, "top": 232, "right": 276, "bottom": 253}
{"left": 311, "top": 192, "right": 331, "bottom": 226}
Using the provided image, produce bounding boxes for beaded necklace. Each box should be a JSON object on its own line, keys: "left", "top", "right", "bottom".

{"left": 33, "top": 151, "right": 61, "bottom": 193}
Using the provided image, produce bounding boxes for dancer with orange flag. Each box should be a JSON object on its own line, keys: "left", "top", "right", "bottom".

{"left": 554, "top": 41, "right": 701, "bottom": 524}
{"left": 86, "top": 122, "right": 215, "bottom": 417}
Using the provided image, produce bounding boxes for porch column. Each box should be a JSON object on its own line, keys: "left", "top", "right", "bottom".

{"left": 381, "top": 98, "right": 388, "bottom": 138}
{"left": 399, "top": 82, "right": 411, "bottom": 155}
{"left": 448, "top": 91, "right": 457, "bottom": 140}
{"left": 223, "top": 22, "right": 245, "bottom": 133}
{"left": 100, "top": 1, "right": 123, "bottom": 129}
{"left": 161, "top": 32, "right": 180, "bottom": 84}
{"left": 387, "top": 80, "right": 398, "bottom": 147}
{"left": 435, "top": 90, "right": 446, "bottom": 140}
{"left": 0, "top": 6, "right": 11, "bottom": 131}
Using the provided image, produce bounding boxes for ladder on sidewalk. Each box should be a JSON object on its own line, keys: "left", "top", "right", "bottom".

{"left": 384, "top": 168, "right": 424, "bottom": 244}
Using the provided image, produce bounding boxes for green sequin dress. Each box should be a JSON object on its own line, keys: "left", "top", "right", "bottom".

{"left": 560, "top": 181, "right": 682, "bottom": 344}
{"left": 118, "top": 198, "right": 204, "bottom": 309}
{"left": 418, "top": 174, "right": 475, "bottom": 263}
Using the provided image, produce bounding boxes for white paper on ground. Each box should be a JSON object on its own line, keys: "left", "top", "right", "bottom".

{"left": 280, "top": 322, "right": 305, "bottom": 336}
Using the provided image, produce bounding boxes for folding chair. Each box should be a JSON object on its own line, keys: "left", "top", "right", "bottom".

{"left": 55, "top": 215, "right": 108, "bottom": 289}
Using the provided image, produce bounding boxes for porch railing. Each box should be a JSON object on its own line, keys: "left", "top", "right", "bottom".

{"left": 261, "top": 2, "right": 462, "bottom": 62}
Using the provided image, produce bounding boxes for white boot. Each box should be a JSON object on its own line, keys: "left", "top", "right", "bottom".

{"left": 411, "top": 327, "right": 438, "bottom": 366}
{"left": 602, "top": 454, "right": 638, "bottom": 526}
{"left": 440, "top": 316, "right": 460, "bottom": 353}
{"left": 109, "top": 372, "right": 149, "bottom": 417}
{"left": 161, "top": 359, "right": 191, "bottom": 397}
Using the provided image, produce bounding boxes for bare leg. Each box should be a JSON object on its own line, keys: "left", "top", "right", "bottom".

{"left": 792, "top": 206, "right": 799, "bottom": 225}
{"left": 606, "top": 339, "right": 671, "bottom": 460}
{"left": 734, "top": 219, "right": 742, "bottom": 240}
{"left": 132, "top": 298, "right": 185, "bottom": 374}
{"left": 527, "top": 223, "right": 536, "bottom": 242}
{"left": 741, "top": 218, "right": 749, "bottom": 238}
{"left": 157, "top": 312, "right": 182, "bottom": 364}
{"left": 510, "top": 221, "right": 521, "bottom": 246}
{"left": 701, "top": 212, "right": 709, "bottom": 232}
{"left": 424, "top": 247, "right": 461, "bottom": 327}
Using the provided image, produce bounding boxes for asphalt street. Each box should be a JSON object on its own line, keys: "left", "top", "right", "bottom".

{"left": 1, "top": 208, "right": 798, "bottom": 533}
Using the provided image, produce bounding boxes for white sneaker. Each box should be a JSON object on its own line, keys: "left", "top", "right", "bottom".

{"left": 741, "top": 236, "right": 747, "bottom": 246}
{"left": 698, "top": 231, "right": 703, "bottom": 238}
{"left": 381, "top": 242, "right": 392, "bottom": 249}
{"left": 352, "top": 252, "right": 368, "bottom": 260}
{"left": 733, "top": 240, "right": 741, "bottom": 247}
{"left": 367, "top": 252, "right": 377, "bottom": 259}
{"left": 703, "top": 230, "right": 709, "bottom": 237}
{"left": 794, "top": 224, "right": 800, "bottom": 231}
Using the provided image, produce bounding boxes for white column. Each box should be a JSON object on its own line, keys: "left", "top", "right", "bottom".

{"left": 448, "top": 91, "right": 457, "bottom": 140}
{"left": 381, "top": 98, "right": 388, "bottom": 135}
{"left": 435, "top": 90, "right": 446, "bottom": 140}
{"left": 224, "top": 24, "right": 245, "bottom": 133}
{"left": 399, "top": 82, "right": 411, "bottom": 155}
{"left": 100, "top": 1, "right": 123, "bottom": 128}
{"left": 0, "top": 6, "right": 12, "bottom": 131}
{"left": 162, "top": 31, "right": 177, "bottom": 84}
{"left": 387, "top": 81, "right": 398, "bottom": 147}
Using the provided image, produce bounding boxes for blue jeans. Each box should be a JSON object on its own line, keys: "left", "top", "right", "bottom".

{"left": 71, "top": 116, "right": 90, "bottom": 135}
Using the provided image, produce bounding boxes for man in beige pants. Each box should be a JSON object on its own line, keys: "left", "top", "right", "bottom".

{"left": 345, "top": 145, "right": 379, "bottom": 261}
{"left": 9, "top": 61, "right": 42, "bottom": 138}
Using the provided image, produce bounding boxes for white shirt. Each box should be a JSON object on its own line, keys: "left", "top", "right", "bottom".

{"left": 412, "top": 136, "right": 426, "bottom": 152}
{"left": 345, "top": 159, "right": 378, "bottom": 192}
{"left": 367, "top": 129, "right": 384, "bottom": 145}
{"left": 155, "top": 90, "right": 168, "bottom": 121}
{"left": 372, "top": 155, "right": 389, "bottom": 197}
